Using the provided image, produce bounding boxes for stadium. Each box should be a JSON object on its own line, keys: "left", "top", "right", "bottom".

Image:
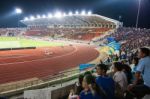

{"left": 0, "top": 1, "right": 150, "bottom": 99}
{"left": 0, "top": 12, "right": 120, "bottom": 98}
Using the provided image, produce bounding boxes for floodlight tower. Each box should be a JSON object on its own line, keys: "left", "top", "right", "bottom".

{"left": 136, "top": 0, "right": 141, "bottom": 28}
{"left": 15, "top": 8, "right": 22, "bottom": 35}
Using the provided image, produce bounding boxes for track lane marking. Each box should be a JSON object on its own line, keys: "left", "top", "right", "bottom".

{"left": 0, "top": 46, "right": 78, "bottom": 66}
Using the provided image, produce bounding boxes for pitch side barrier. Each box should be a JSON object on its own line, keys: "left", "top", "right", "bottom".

{"left": 0, "top": 47, "right": 36, "bottom": 51}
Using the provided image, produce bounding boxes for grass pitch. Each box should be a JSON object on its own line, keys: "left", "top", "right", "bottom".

{"left": 0, "top": 37, "right": 64, "bottom": 48}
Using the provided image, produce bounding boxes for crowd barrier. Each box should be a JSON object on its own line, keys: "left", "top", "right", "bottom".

{"left": 0, "top": 68, "right": 80, "bottom": 98}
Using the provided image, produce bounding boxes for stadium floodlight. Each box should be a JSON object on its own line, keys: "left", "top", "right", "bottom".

{"left": 54, "top": 12, "right": 62, "bottom": 18}
{"left": 37, "top": 15, "right": 41, "bottom": 19}
{"left": 48, "top": 13, "right": 53, "bottom": 18}
{"left": 81, "top": 10, "right": 86, "bottom": 15}
{"left": 75, "top": 11, "right": 79, "bottom": 15}
{"left": 42, "top": 15, "right": 46, "bottom": 18}
{"left": 68, "top": 11, "right": 73, "bottom": 16}
{"left": 24, "top": 17, "right": 29, "bottom": 21}
{"left": 15, "top": 8, "right": 22, "bottom": 31}
{"left": 15, "top": 8, "right": 22, "bottom": 14}
{"left": 87, "top": 11, "right": 92, "bottom": 15}
{"left": 30, "top": 16, "right": 35, "bottom": 20}
{"left": 136, "top": 0, "right": 142, "bottom": 28}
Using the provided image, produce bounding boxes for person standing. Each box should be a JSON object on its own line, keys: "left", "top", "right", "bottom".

{"left": 126, "top": 47, "right": 150, "bottom": 99}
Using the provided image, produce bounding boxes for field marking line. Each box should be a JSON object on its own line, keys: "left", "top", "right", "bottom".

{"left": 0, "top": 46, "right": 78, "bottom": 66}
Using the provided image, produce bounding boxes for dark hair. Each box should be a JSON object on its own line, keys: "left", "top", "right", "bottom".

{"left": 84, "top": 74, "right": 95, "bottom": 85}
{"left": 84, "top": 74, "right": 106, "bottom": 97}
{"left": 122, "top": 64, "right": 132, "bottom": 84}
{"left": 133, "top": 57, "right": 139, "bottom": 66}
{"left": 122, "top": 64, "right": 131, "bottom": 72}
{"left": 140, "top": 47, "right": 150, "bottom": 57}
{"left": 114, "top": 62, "right": 123, "bottom": 71}
{"left": 96, "top": 64, "right": 109, "bottom": 73}
{"left": 84, "top": 71, "right": 92, "bottom": 77}
{"left": 78, "top": 74, "right": 84, "bottom": 85}
{"left": 75, "top": 74, "right": 84, "bottom": 95}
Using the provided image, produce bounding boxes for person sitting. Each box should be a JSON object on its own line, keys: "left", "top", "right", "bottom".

{"left": 95, "top": 64, "right": 115, "bottom": 99}
{"left": 79, "top": 74, "right": 106, "bottom": 99}
{"left": 125, "top": 47, "right": 150, "bottom": 99}
{"left": 130, "top": 57, "right": 139, "bottom": 73}
{"left": 122, "top": 64, "right": 133, "bottom": 84}
{"left": 68, "top": 74, "right": 84, "bottom": 99}
{"left": 113, "top": 62, "right": 128, "bottom": 91}
{"left": 130, "top": 57, "right": 143, "bottom": 85}
{"left": 113, "top": 62, "right": 128, "bottom": 99}
{"left": 74, "top": 74, "right": 84, "bottom": 95}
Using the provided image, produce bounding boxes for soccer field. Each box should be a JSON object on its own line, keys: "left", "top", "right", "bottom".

{"left": 0, "top": 37, "right": 64, "bottom": 48}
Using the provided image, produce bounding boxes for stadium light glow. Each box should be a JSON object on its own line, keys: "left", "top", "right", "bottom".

{"left": 87, "top": 11, "right": 92, "bottom": 15}
{"left": 69, "top": 11, "right": 73, "bottom": 16}
{"left": 15, "top": 8, "right": 22, "bottom": 14}
{"left": 24, "top": 17, "right": 29, "bottom": 21}
{"left": 63, "top": 13, "right": 66, "bottom": 16}
{"left": 48, "top": 13, "right": 53, "bottom": 18}
{"left": 81, "top": 10, "right": 86, "bottom": 15}
{"left": 37, "top": 15, "right": 41, "bottom": 19}
{"left": 54, "top": 12, "right": 62, "bottom": 18}
{"left": 75, "top": 11, "right": 79, "bottom": 15}
{"left": 42, "top": 15, "right": 46, "bottom": 18}
{"left": 30, "top": 16, "right": 35, "bottom": 20}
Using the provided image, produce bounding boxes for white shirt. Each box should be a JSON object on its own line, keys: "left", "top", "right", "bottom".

{"left": 113, "top": 71, "right": 128, "bottom": 91}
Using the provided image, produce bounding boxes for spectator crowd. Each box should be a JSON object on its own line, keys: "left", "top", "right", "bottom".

{"left": 68, "top": 47, "right": 150, "bottom": 99}
{"left": 98, "top": 27, "right": 150, "bottom": 51}
{"left": 114, "top": 28, "right": 150, "bottom": 51}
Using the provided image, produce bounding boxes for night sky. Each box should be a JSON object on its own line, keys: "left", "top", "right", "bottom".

{"left": 0, "top": 0, "right": 150, "bottom": 28}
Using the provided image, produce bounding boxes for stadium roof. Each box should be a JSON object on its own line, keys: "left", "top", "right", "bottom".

{"left": 21, "top": 13, "right": 121, "bottom": 28}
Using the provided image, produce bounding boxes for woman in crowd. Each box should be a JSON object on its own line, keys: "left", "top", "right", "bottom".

{"left": 122, "top": 64, "right": 132, "bottom": 84}
{"left": 79, "top": 74, "right": 106, "bottom": 99}
{"left": 113, "top": 62, "right": 128, "bottom": 91}
{"left": 130, "top": 57, "right": 143, "bottom": 85}
{"left": 113, "top": 62, "right": 128, "bottom": 99}
{"left": 68, "top": 74, "right": 84, "bottom": 99}
{"left": 95, "top": 64, "right": 115, "bottom": 99}
{"left": 130, "top": 57, "right": 139, "bottom": 73}
{"left": 74, "top": 74, "right": 84, "bottom": 95}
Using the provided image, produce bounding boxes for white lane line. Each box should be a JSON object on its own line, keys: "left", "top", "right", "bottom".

{"left": 0, "top": 46, "right": 78, "bottom": 66}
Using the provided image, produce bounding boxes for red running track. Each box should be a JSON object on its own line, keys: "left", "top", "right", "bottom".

{"left": 0, "top": 44, "right": 99, "bottom": 84}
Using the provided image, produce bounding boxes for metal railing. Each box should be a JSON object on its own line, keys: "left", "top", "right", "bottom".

{"left": 0, "top": 68, "right": 80, "bottom": 97}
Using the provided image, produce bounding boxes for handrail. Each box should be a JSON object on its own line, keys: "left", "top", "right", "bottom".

{"left": 0, "top": 68, "right": 80, "bottom": 97}
{"left": 0, "top": 68, "right": 83, "bottom": 97}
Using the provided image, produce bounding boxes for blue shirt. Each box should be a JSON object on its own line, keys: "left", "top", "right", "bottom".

{"left": 133, "top": 66, "right": 137, "bottom": 73}
{"left": 96, "top": 76, "right": 115, "bottom": 99}
{"left": 136, "top": 56, "right": 150, "bottom": 87}
{"left": 79, "top": 90, "right": 103, "bottom": 99}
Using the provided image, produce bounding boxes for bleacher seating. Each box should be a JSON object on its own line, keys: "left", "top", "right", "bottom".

{"left": 24, "top": 27, "right": 111, "bottom": 41}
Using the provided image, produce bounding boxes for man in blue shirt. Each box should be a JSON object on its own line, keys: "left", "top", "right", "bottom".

{"left": 95, "top": 64, "right": 115, "bottom": 99}
{"left": 126, "top": 47, "right": 150, "bottom": 99}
